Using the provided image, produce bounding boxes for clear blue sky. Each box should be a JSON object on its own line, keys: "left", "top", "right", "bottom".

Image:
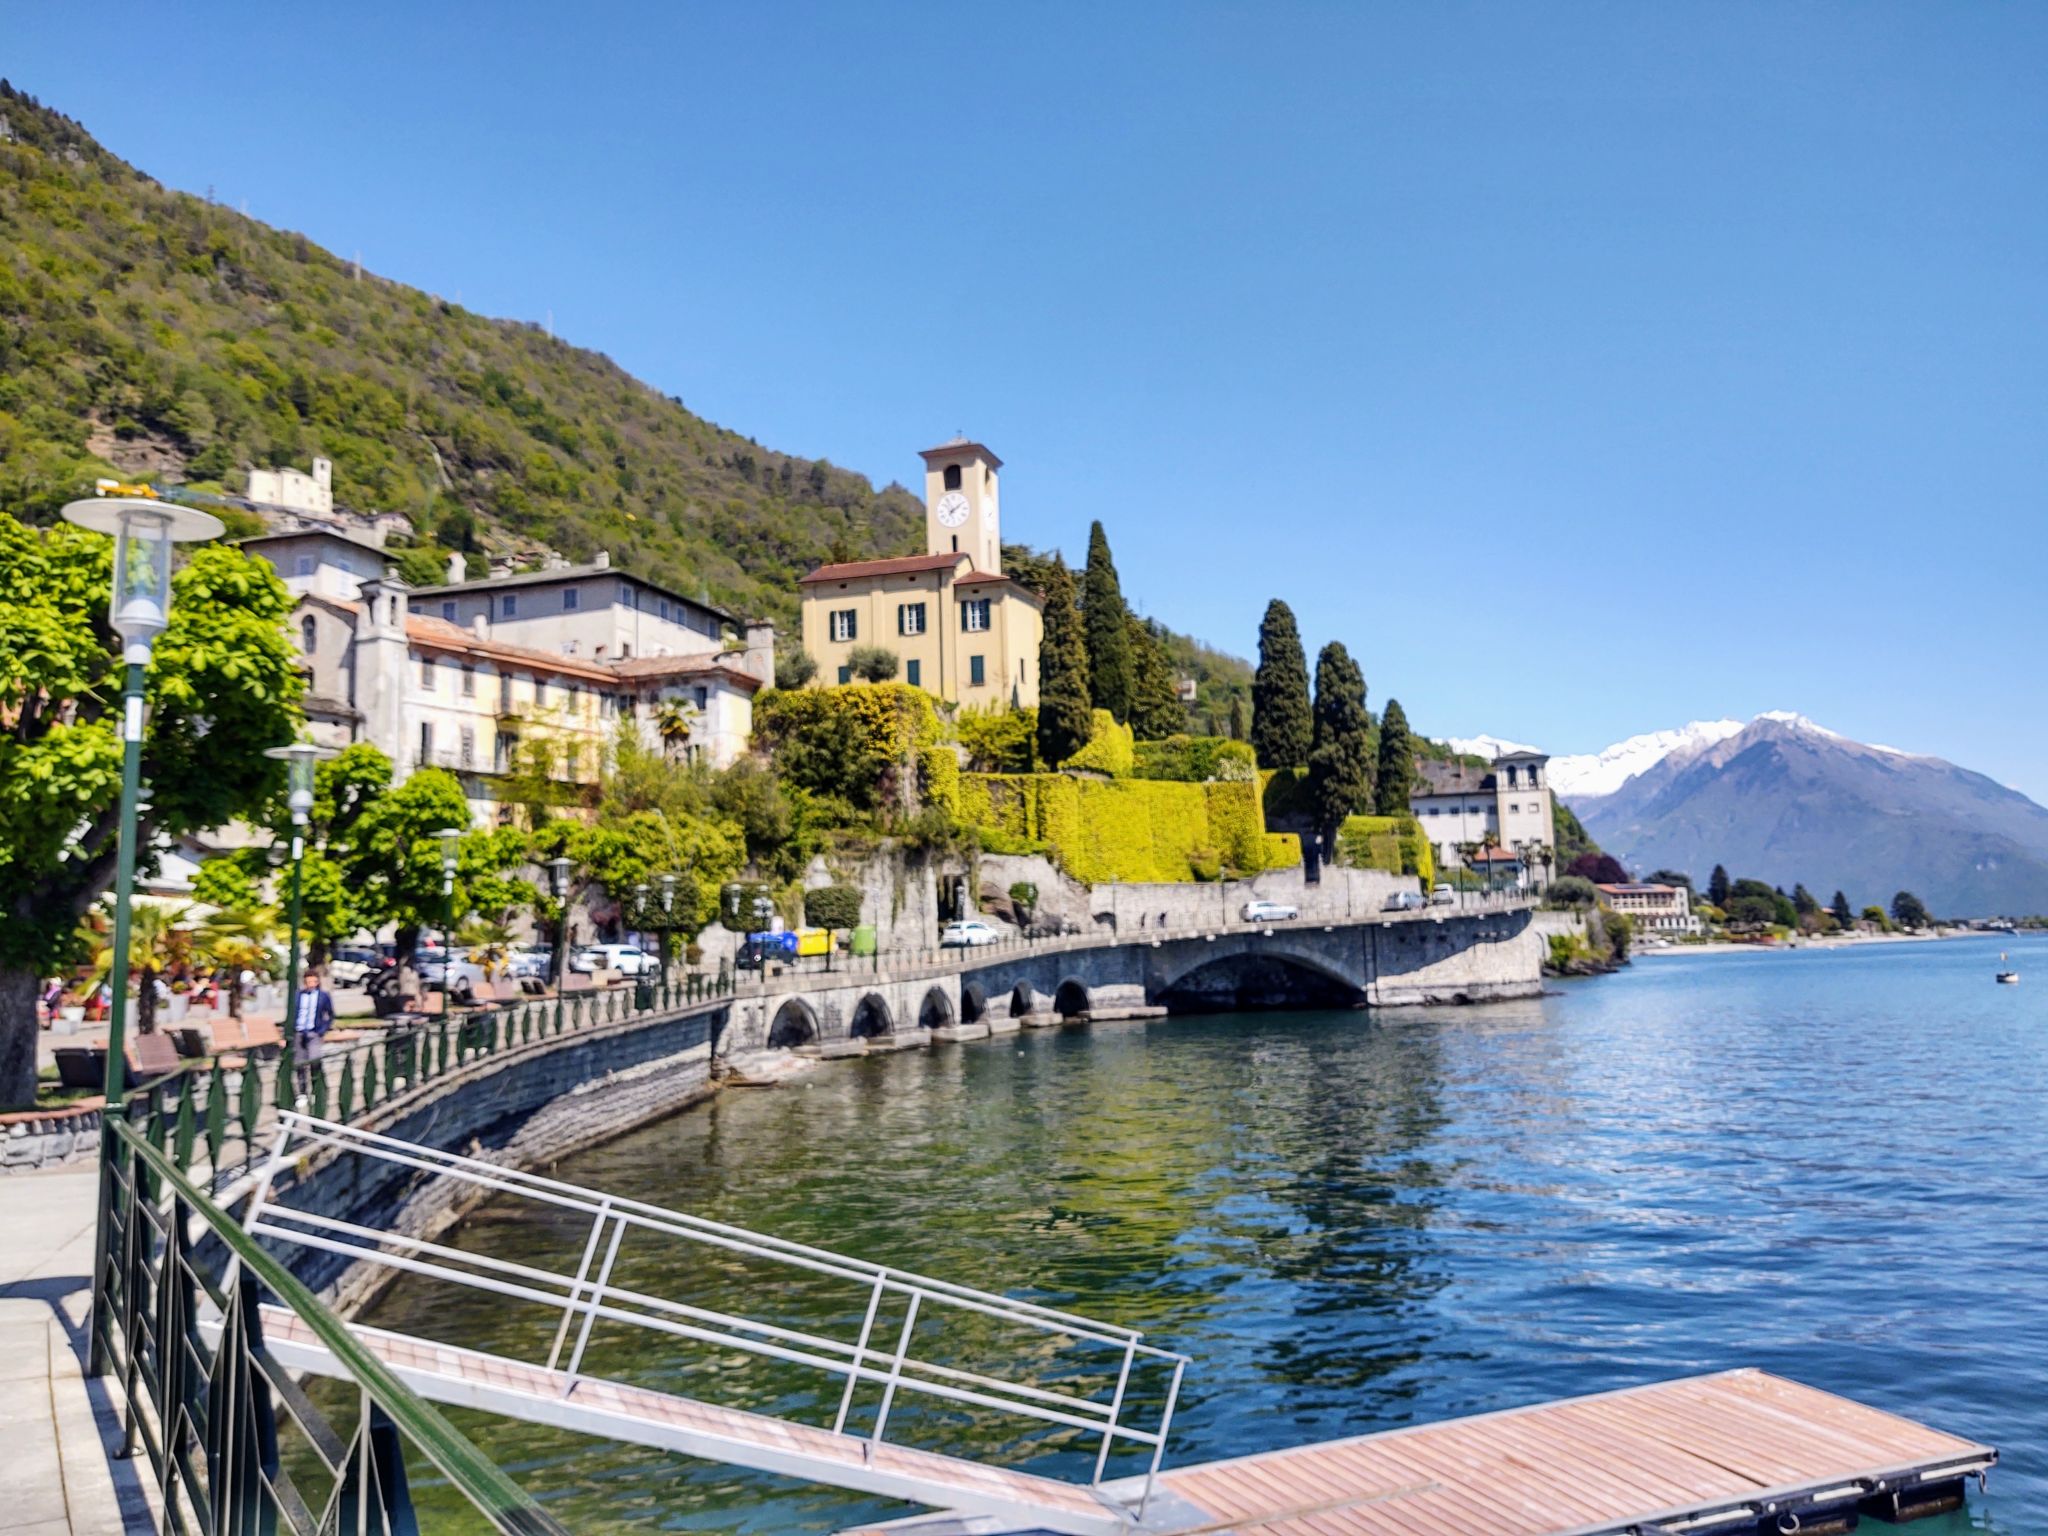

{"left": 13, "top": 3, "right": 2047, "bottom": 796}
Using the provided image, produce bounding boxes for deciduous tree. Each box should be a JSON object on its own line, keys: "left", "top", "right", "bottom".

{"left": 1890, "top": 890, "right": 1931, "bottom": 929}
{"left": 1307, "top": 643, "right": 1374, "bottom": 839}
{"left": 1251, "top": 600, "right": 1312, "bottom": 770}
{"left": 0, "top": 516, "right": 302, "bottom": 1108}
{"left": 1035, "top": 558, "right": 1093, "bottom": 768}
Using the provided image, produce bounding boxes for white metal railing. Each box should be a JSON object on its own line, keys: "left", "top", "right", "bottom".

{"left": 245, "top": 1114, "right": 1188, "bottom": 1511}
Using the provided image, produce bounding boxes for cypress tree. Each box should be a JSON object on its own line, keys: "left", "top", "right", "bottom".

{"left": 1308, "top": 641, "right": 1374, "bottom": 838}
{"left": 1227, "top": 693, "right": 1246, "bottom": 741}
{"left": 1125, "top": 613, "right": 1184, "bottom": 740}
{"left": 1708, "top": 864, "right": 1731, "bottom": 908}
{"left": 1081, "top": 521, "right": 1132, "bottom": 721}
{"left": 1830, "top": 889, "right": 1853, "bottom": 927}
{"left": 1251, "top": 600, "right": 1312, "bottom": 770}
{"left": 1374, "top": 697, "right": 1415, "bottom": 815}
{"left": 1035, "top": 556, "right": 1093, "bottom": 768}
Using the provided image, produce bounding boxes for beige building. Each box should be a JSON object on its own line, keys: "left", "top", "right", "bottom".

{"left": 798, "top": 440, "right": 1044, "bottom": 708}
{"left": 1596, "top": 883, "right": 1699, "bottom": 934}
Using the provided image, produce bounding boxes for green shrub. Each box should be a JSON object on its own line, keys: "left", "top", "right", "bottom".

{"left": 1333, "top": 814, "right": 1435, "bottom": 886}
{"left": 1132, "top": 735, "right": 1260, "bottom": 783}
{"left": 1062, "top": 710, "right": 1135, "bottom": 777}
{"left": 1546, "top": 875, "right": 1599, "bottom": 907}
{"left": 959, "top": 771, "right": 1295, "bottom": 884}
{"left": 803, "top": 883, "right": 863, "bottom": 932}
{"left": 753, "top": 684, "right": 942, "bottom": 810}
{"left": 958, "top": 706, "right": 1039, "bottom": 773}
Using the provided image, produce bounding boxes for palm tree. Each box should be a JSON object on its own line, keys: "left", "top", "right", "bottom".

{"left": 196, "top": 903, "right": 281, "bottom": 1020}
{"left": 80, "top": 902, "right": 193, "bottom": 1035}
{"left": 456, "top": 917, "right": 517, "bottom": 980}
{"left": 653, "top": 699, "right": 699, "bottom": 762}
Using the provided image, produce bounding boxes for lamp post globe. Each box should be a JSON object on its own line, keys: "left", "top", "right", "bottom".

{"left": 62, "top": 495, "right": 221, "bottom": 1382}
{"left": 433, "top": 828, "right": 465, "bottom": 1012}
{"left": 264, "top": 742, "right": 335, "bottom": 1013}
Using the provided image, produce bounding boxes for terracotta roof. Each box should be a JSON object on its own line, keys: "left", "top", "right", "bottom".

{"left": 606, "top": 655, "right": 765, "bottom": 692}
{"left": 799, "top": 553, "right": 967, "bottom": 585}
{"left": 403, "top": 615, "right": 618, "bottom": 682}
{"left": 1467, "top": 846, "right": 1524, "bottom": 863}
{"left": 1414, "top": 760, "right": 1496, "bottom": 795}
{"left": 918, "top": 439, "right": 1002, "bottom": 469}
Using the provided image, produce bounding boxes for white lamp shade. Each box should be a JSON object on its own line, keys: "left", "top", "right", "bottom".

{"left": 60, "top": 498, "right": 224, "bottom": 652}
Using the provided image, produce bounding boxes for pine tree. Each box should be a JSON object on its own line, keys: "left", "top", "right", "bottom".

{"left": 1308, "top": 642, "right": 1374, "bottom": 838}
{"left": 1374, "top": 697, "right": 1415, "bottom": 815}
{"left": 1708, "top": 864, "right": 1730, "bottom": 907}
{"left": 1035, "top": 557, "right": 1093, "bottom": 769}
{"left": 1081, "top": 521, "right": 1132, "bottom": 721}
{"left": 1125, "top": 614, "right": 1184, "bottom": 739}
{"left": 1251, "top": 600, "right": 1312, "bottom": 770}
{"left": 1830, "top": 889, "right": 1854, "bottom": 927}
{"left": 1792, "top": 883, "right": 1819, "bottom": 916}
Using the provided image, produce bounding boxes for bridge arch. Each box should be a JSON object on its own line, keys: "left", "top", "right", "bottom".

{"left": 917, "top": 987, "right": 955, "bottom": 1032}
{"left": 767, "top": 998, "right": 819, "bottom": 1048}
{"left": 1008, "top": 984, "right": 1037, "bottom": 1018}
{"left": 959, "top": 983, "right": 987, "bottom": 1025}
{"left": 850, "top": 993, "right": 894, "bottom": 1039}
{"left": 1156, "top": 950, "right": 1361, "bottom": 1012}
{"left": 1053, "top": 980, "right": 1091, "bottom": 1020}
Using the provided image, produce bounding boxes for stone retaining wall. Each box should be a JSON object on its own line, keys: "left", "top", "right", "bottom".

{"left": 2, "top": 1103, "right": 104, "bottom": 1173}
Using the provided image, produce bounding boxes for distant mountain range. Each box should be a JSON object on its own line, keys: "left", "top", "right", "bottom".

{"left": 1484, "top": 714, "right": 2048, "bottom": 918}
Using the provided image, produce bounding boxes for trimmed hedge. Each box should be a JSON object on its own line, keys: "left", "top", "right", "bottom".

{"left": 1334, "top": 814, "right": 1435, "bottom": 886}
{"left": 1132, "top": 734, "right": 1259, "bottom": 783}
{"left": 1062, "top": 709, "right": 1135, "bottom": 777}
{"left": 919, "top": 745, "right": 961, "bottom": 815}
{"left": 960, "top": 771, "right": 1298, "bottom": 884}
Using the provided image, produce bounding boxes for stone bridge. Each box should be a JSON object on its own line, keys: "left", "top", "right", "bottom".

{"left": 724, "top": 900, "right": 1542, "bottom": 1053}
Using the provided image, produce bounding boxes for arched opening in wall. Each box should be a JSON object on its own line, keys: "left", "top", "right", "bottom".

{"left": 1053, "top": 980, "right": 1091, "bottom": 1020}
{"left": 917, "top": 987, "right": 954, "bottom": 1033}
{"left": 1157, "top": 955, "right": 1361, "bottom": 1014}
{"left": 850, "top": 994, "right": 894, "bottom": 1039}
{"left": 1009, "top": 984, "right": 1036, "bottom": 1018}
{"left": 959, "top": 984, "right": 987, "bottom": 1024}
{"left": 767, "top": 999, "right": 819, "bottom": 1048}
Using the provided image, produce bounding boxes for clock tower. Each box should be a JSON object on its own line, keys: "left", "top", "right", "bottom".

{"left": 919, "top": 439, "right": 1003, "bottom": 574}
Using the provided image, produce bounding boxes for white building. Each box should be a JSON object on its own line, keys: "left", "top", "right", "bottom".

{"left": 245, "top": 537, "right": 774, "bottom": 823}
{"left": 1409, "top": 749, "right": 1556, "bottom": 884}
{"left": 245, "top": 459, "right": 335, "bottom": 518}
{"left": 1596, "top": 883, "right": 1700, "bottom": 934}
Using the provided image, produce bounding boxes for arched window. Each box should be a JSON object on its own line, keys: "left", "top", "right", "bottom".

{"left": 943, "top": 464, "right": 962, "bottom": 491}
{"left": 300, "top": 616, "right": 317, "bottom": 654}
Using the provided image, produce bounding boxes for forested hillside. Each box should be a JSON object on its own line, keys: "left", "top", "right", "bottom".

{"left": 0, "top": 82, "right": 925, "bottom": 625}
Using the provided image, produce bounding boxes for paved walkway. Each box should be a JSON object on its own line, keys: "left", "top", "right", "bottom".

{"left": 0, "top": 1167, "right": 154, "bottom": 1534}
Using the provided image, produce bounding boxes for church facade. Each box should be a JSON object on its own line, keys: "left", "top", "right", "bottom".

{"left": 798, "top": 440, "right": 1043, "bottom": 708}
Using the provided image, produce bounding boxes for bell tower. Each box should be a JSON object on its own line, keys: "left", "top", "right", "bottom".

{"left": 919, "top": 439, "right": 1003, "bottom": 574}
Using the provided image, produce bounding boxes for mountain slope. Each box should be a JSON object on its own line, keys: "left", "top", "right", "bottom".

{"left": 0, "top": 82, "right": 928, "bottom": 625}
{"left": 1575, "top": 715, "right": 2048, "bottom": 916}
{"left": 1546, "top": 719, "right": 1746, "bottom": 802}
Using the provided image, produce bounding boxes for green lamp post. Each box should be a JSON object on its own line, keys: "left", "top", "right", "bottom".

{"left": 546, "top": 856, "right": 574, "bottom": 1033}
{"left": 264, "top": 742, "right": 333, "bottom": 1025}
{"left": 434, "top": 827, "right": 464, "bottom": 1012}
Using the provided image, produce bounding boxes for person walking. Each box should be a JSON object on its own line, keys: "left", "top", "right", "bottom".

{"left": 291, "top": 967, "right": 336, "bottom": 1100}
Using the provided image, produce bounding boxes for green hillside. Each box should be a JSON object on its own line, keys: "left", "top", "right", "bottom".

{"left": 0, "top": 81, "right": 926, "bottom": 625}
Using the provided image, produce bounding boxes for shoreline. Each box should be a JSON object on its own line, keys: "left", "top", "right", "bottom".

{"left": 1634, "top": 930, "right": 1983, "bottom": 958}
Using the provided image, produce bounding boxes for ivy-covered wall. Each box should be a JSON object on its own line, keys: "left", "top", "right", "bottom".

{"left": 1334, "top": 814, "right": 1435, "bottom": 886}
{"left": 959, "top": 771, "right": 1298, "bottom": 884}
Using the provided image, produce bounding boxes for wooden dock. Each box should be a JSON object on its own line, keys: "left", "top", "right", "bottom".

{"left": 854, "top": 1369, "right": 1994, "bottom": 1536}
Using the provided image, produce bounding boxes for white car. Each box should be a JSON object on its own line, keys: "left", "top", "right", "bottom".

{"left": 578, "top": 943, "right": 655, "bottom": 976}
{"left": 1429, "top": 885, "right": 1455, "bottom": 906}
{"left": 939, "top": 919, "right": 1001, "bottom": 948}
{"left": 1241, "top": 899, "right": 1299, "bottom": 923}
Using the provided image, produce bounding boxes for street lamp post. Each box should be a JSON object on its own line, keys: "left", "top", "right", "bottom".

{"left": 63, "top": 495, "right": 222, "bottom": 1378}
{"left": 264, "top": 743, "right": 332, "bottom": 1023}
{"left": 434, "top": 827, "right": 463, "bottom": 1015}
{"left": 658, "top": 873, "right": 677, "bottom": 1002}
{"left": 546, "top": 857, "right": 573, "bottom": 1033}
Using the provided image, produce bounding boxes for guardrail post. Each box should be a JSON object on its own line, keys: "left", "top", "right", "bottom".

{"left": 834, "top": 1272, "right": 888, "bottom": 1435}
{"left": 1138, "top": 1356, "right": 1186, "bottom": 1519}
{"left": 561, "top": 1213, "right": 628, "bottom": 1392}
{"left": 870, "top": 1291, "right": 921, "bottom": 1445}
{"left": 1093, "top": 1336, "right": 1137, "bottom": 1483}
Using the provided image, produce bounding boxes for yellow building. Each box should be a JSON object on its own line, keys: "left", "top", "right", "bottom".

{"left": 799, "top": 440, "right": 1044, "bottom": 707}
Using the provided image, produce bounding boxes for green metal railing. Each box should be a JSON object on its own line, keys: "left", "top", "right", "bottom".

{"left": 95, "top": 1109, "right": 568, "bottom": 1534}
{"left": 128, "top": 972, "right": 735, "bottom": 1187}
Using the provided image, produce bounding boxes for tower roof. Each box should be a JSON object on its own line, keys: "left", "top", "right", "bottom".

{"left": 918, "top": 439, "right": 1002, "bottom": 470}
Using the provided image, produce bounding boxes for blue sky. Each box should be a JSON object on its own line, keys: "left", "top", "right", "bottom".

{"left": 13, "top": 4, "right": 2047, "bottom": 796}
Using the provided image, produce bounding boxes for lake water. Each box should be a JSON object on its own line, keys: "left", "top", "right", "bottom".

{"left": 362, "top": 934, "right": 2047, "bottom": 1534}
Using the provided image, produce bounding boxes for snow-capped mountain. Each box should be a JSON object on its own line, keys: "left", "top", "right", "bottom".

{"left": 1548, "top": 719, "right": 1747, "bottom": 801}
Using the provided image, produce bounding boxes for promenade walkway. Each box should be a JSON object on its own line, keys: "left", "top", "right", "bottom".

{"left": 0, "top": 1167, "right": 152, "bottom": 1535}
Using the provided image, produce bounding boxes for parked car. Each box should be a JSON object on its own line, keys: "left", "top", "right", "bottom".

{"left": 507, "top": 945, "right": 555, "bottom": 982}
{"left": 939, "top": 918, "right": 1001, "bottom": 948}
{"left": 1429, "top": 885, "right": 1455, "bottom": 906}
{"left": 578, "top": 943, "right": 655, "bottom": 976}
{"left": 323, "top": 944, "right": 381, "bottom": 987}
{"left": 1240, "top": 899, "right": 1300, "bottom": 923}
{"left": 1384, "top": 890, "right": 1427, "bottom": 912}
{"left": 418, "top": 952, "right": 489, "bottom": 1002}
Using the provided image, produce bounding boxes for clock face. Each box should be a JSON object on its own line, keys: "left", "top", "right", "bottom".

{"left": 935, "top": 491, "right": 970, "bottom": 528}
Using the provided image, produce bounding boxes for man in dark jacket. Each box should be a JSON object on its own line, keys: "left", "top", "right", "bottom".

{"left": 291, "top": 968, "right": 336, "bottom": 1098}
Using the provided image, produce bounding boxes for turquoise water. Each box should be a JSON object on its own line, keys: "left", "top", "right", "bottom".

{"left": 364, "top": 934, "right": 2046, "bottom": 1533}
